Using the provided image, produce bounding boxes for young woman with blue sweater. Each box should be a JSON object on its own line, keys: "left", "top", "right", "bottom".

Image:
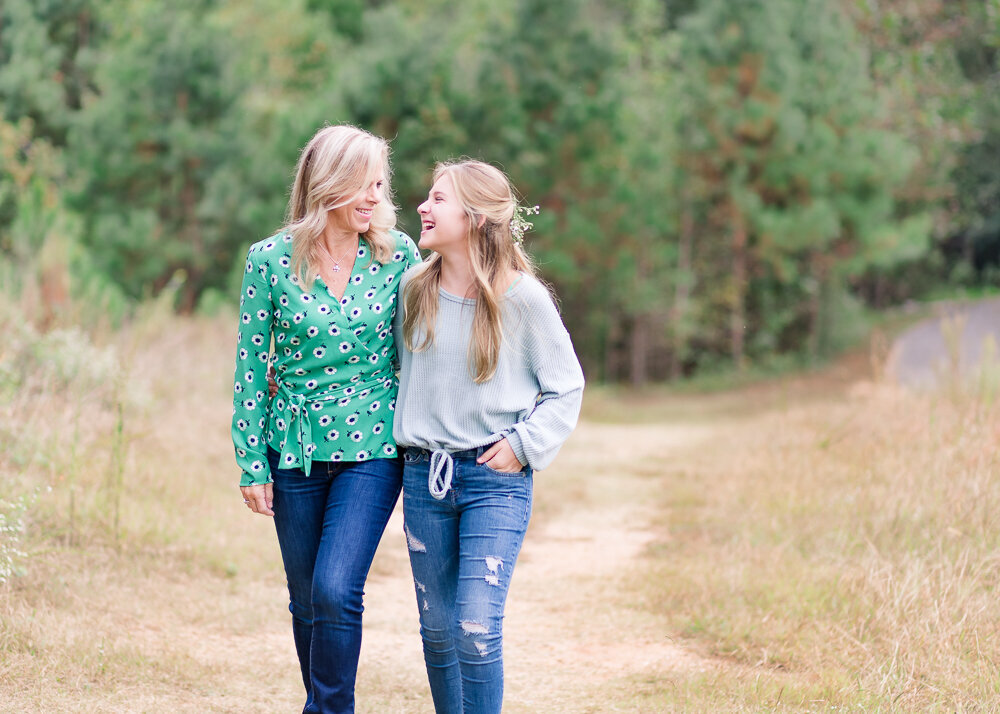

{"left": 393, "top": 160, "right": 585, "bottom": 714}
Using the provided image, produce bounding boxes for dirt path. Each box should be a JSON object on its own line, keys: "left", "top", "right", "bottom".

{"left": 353, "top": 420, "right": 717, "bottom": 712}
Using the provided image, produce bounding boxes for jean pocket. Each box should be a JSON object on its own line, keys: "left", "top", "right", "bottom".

{"left": 480, "top": 461, "right": 526, "bottom": 477}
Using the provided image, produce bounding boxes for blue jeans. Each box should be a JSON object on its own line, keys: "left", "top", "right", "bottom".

{"left": 402, "top": 447, "right": 533, "bottom": 714}
{"left": 267, "top": 447, "right": 402, "bottom": 714}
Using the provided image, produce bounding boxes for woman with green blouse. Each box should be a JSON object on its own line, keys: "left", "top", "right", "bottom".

{"left": 231, "top": 124, "right": 420, "bottom": 714}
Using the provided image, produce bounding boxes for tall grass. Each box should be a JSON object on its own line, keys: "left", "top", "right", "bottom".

{"left": 627, "top": 373, "right": 1000, "bottom": 710}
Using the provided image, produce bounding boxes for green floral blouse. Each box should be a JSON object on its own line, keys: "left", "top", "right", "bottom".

{"left": 231, "top": 230, "right": 421, "bottom": 486}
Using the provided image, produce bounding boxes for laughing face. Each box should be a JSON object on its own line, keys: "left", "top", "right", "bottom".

{"left": 416, "top": 173, "right": 470, "bottom": 255}
{"left": 328, "top": 175, "right": 385, "bottom": 238}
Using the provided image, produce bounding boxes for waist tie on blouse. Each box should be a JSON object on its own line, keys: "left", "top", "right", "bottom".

{"left": 277, "top": 370, "right": 392, "bottom": 477}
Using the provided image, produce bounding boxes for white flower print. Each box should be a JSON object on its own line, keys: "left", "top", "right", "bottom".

{"left": 233, "top": 232, "right": 419, "bottom": 486}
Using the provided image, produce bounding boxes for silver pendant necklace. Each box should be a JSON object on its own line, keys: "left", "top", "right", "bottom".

{"left": 325, "top": 240, "right": 357, "bottom": 273}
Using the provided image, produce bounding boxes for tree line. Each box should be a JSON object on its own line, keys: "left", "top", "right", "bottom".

{"left": 1, "top": 0, "right": 997, "bottom": 383}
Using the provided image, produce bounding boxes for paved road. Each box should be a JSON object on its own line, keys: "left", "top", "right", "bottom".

{"left": 889, "top": 297, "right": 1000, "bottom": 389}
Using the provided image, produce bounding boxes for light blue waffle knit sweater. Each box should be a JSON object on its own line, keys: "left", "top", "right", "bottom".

{"left": 392, "top": 270, "right": 585, "bottom": 471}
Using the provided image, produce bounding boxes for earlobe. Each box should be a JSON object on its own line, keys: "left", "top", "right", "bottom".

{"left": 477, "top": 215, "right": 486, "bottom": 229}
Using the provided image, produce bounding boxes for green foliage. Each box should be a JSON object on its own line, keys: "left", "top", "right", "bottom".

{"left": 0, "top": 0, "right": 996, "bottom": 382}
{"left": 675, "top": 0, "right": 927, "bottom": 367}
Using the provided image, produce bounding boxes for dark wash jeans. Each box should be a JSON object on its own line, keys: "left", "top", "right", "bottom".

{"left": 402, "top": 446, "right": 533, "bottom": 714}
{"left": 267, "top": 447, "right": 402, "bottom": 714}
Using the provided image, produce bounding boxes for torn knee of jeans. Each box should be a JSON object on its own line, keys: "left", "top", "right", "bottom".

{"left": 414, "top": 578, "right": 426, "bottom": 593}
{"left": 405, "top": 524, "right": 427, "bottom": 553}
{"left": 460, "top": 620, "right": 489, "bottom": 636}
{"left": 474, "top": 641, "right": 488, "bottom": 657}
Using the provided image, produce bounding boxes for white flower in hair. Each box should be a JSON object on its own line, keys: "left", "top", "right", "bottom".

{"left": 510, "top": 204, "right": 540, "bottom": 245}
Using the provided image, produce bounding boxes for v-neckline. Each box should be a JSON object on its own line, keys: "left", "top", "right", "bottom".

{"left": 314, "top": 239, "right": 364, "bottom": 306}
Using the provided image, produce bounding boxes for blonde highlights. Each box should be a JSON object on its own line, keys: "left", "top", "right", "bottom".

{"left": 403, "top": 161, "right": 537, "bottom": 383}
{"left": 283, "top": 125, "right": 397, "bottom": 290}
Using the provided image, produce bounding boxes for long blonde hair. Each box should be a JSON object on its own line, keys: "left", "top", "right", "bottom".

{"left": 282, "top": 124, "right": 397, "bottom": 289}
{"left": 403, "top": 161, "right": 537, "bottom": 383}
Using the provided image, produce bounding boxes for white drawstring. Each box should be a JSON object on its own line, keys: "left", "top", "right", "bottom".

{"left": 428, "top": 449, "right": 454, "bottom": 500}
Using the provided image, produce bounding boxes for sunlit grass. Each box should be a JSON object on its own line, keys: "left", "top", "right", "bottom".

{"left": 3, "top": 287, "right": 999, "bottom": 711}
{"left": 624, "top": 377, "right": 1000, "bottom": 711}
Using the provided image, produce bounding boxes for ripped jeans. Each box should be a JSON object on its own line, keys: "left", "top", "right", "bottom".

{"left": 402, "top": 446, "right": 533, "bottom": 714}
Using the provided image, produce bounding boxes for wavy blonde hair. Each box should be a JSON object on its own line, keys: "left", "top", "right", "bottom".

{"left": 282, "top": 124, "right": 397, "bottom": 290}
{"left": 402, "top": 160, "right": 537, "bottom": 383}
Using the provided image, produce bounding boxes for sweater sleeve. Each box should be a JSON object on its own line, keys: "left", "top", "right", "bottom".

{"left": 504, "top": 285, "right": 585, "bottom": 471}
{"left": 231, "top": 245, "right": 274, "bottom": 486}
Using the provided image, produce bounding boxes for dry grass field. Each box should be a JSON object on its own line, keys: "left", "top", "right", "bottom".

{"left": 1, "top": 305, "right": 999, "bottom": 712}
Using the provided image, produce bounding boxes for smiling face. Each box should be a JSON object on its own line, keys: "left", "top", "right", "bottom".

{"left": 416, "top": 173, "right": 471, "bottom": 255}
{"left": 327, "top": 174, "right": 385, "bottom": 239}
